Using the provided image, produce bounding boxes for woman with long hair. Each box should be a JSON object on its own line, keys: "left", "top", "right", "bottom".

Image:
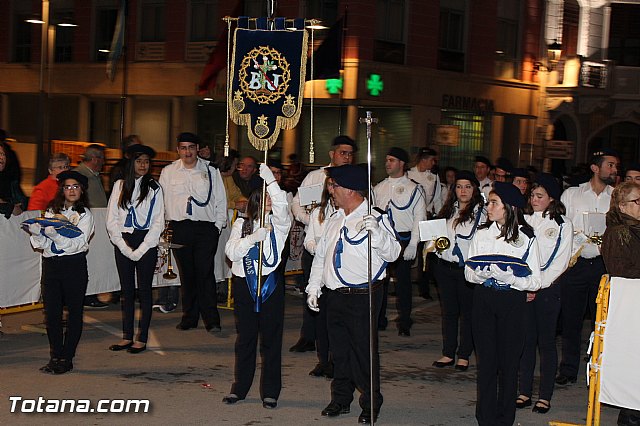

{"left": 223, "top": 164, "right": 292, "bottom": 409}
{"left": 516, "top": 174, "right": 573, "bottom": 414}
{"left": 0, "top": 141, "right": 27, "bottom": 218}
{"left": 431, "top": 170, "right": 485, "bottom": 371}
{"left": 106, "top": 145, "right": 164, "bottom": 354}
{"left": 26, "top": 170, "right": 95, "bottom": 374}
{"left": 465, "top": 181, "right": 543, "bottom": 426}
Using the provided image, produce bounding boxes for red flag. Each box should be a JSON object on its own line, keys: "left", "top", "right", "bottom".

{"left": 197, "top": 0, "right": 244, "bottom": 95}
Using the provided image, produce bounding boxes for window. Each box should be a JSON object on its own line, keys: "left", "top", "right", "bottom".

{"left": 609, "top": 3, "right": 640, "bottom": 67}
{"left": 305, "top": 0, "right": 338, "bottom": 26}
{"left": 496, "top": 19, "right": 517, "bottom": 60}
{"left": 14, "top": 14, "right": 32, "bottom": 62}
{"left": 95, "top": 7, "right": 118, "bottom": 61}
{"left": 140, "top": 0, "right": 166, "bottom": 42}
{"left": 437, "top": 111, "right": 492, "bottom": 170}
{"left": 438, "top": 8, "right": 465, "bottom": 72}
{"left": 374, "top": 0, "right": 405, "bottom": 64}
{"left": 191, "top": 0, "right": 218, "bottom": 41}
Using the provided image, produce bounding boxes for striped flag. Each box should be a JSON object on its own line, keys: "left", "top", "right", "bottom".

{"left": 106, "top": 0, "right": 127, "bottom": 81}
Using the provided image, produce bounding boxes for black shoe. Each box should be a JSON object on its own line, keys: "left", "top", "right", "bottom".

{"left": 109, "top": 342, "right": 133, "bottom": 351}
{"left": 432, "top": 358, "right": 455, "bottom": 368}
{"left": 420, "top": 293, "right": 433, "bottom": 301}
{"left": 309, "top": 363, "right": 326, "bottom": 377}
{"left": 516, "top": 395, "right": 532, "bottom": 409}
{"left": 289, "top": 338, "right": 315, "bottom": 352}
{"left": 52, "top": 359, "right": 73, "bottom": 374}
{"left": 176, "top": 323, "right": 197, "bottom": 330}
{"left": 222, "top": 394, "right": 243, "bottom": 404}
{"left": 39, "top": 358, "right": 59, "bottom": 374}
{"left": 398, "top": 328, "right": 411, "bottom": 337}
{"left": 555, "top": 374, "right": 577, "bottom": 385}
{"left": 321, "top": 401, "right": 350, "bottom": 417}
{"left": 323, "top": 362, "right": 334, "bottom": 379}
{"left": 454, "top": 360, "right": 469, "bottom": 371}
{"left": 127, "top": 345, "right": 146, "bottom": 354}
{"left": 262, "top": 398, "right": 277, "bottom": 409}
{"left": 84, "top": 300, "right": 109, "bottom": 309}
{"left": 358, "top": 409, "right": 379, "bottom": 424}
{"left": 532, "top": 400, "right": 551, "bottom": 414}
{"left": 206, "top": 325, "right": 222, "bottom": 334}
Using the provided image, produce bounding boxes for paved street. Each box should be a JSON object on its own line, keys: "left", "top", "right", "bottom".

{"left": 0, "top": 285, "right": 618, "bottom": 425}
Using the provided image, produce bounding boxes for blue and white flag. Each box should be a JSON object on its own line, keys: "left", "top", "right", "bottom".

{"left": 106, "top": 0, "right": 127, "bottom": 81}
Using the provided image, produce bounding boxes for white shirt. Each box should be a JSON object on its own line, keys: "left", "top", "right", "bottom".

{"left": 225, "top": 185, "right": 291, "bottom": 277}
{"left": 526, "top": 211, "right": 573, "bottom": 286}
{"left": 435, "top": 203, "right": 486, "bottom": 264}
{"left": 159, "top": 158, "right": 227, "bottom": 229}
{"left": 373, "top": 174, "right": 426, "bottom": 246}
{"left": 560, "top": 180, "right": 613, "bottom": 259}
{"left": 478, "top": 177, "right": 493, "bottom": 201}
{"left": 304, "top": 202, "right": 337, "bottom": 255}
{"left": 106, "top": 177, "right": 165, "bottom": 256}
{"left": 306, "top": 200, "right": 401, "bottom": 293}
{"left": 407, "top": 167, "right": 442, "bottom": 216}
{"left": 465, "top": 222, "right": 543, "bottom": 291}
{"left": 30, "top": 207, "right": 95, "bottom": 258}
{"left": 291, "top": 165, "right": 328, "bottom": 226}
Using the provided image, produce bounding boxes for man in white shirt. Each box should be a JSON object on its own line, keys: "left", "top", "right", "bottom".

{"left": 374, "top": 147, "right": 426, "bottom": 336}
{"left": 474, "top": 155, "right": 493, "bottom": 201}
{"left": 289, "top": 135, "right": 357, "bottom": 353}
{"left": 159, "top": 132, "right": 227, "bottom": 334}
{"left": 306, "top": 164, "right": 400, "bottom": 424}
{"left": 556, "top": 148, "right": 618, "bottom": 385}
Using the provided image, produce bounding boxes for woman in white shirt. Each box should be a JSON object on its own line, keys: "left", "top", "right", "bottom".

{"left": 26, "top": 171, "right": 95, "bottom": 375}
{"left": 223, "top": 164, "right": 292, "bottom": 409}
{"left": 431, "top": 170, "right": 486, "bottom": 371}
{"left": 106, "top": 145, "right": 164, "bottom": 354}
{"left": 517, "top": 173, "right": 572, "bottom": 414}
{"left": 465, "top": 181, "right": 542, "bottom": 426}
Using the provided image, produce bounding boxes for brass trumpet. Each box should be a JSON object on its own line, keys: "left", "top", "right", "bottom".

{"left": 161, "top": 224, "right": 178, "bottom": 280}
{"left": 422, "top": 237, "right": 451, "bottom": 271}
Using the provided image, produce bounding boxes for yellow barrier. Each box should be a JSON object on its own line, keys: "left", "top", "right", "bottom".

{"left": 0, "top": 302, "right": 43, "bottom": 315}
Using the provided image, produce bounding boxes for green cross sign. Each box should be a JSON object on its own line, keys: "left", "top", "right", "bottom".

{"left": 367, "top": 74, "right": 384, "bottom": 96}
{"left": 325, "top": 78, "right": 343, "bottom": 95}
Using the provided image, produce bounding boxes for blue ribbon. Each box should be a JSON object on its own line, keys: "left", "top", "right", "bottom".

{"left": 186, "top": 166, "right": 212, "bottom": 215}
{"left": 124, "top": 189, "right": 158, "bottom": 229}
{"left": 482, "top": 278, "right": 511, "bottom": 291}
{"left": 541, "top": 222, "right": 563, "bottom": 271}
{"left": 332, "top": 226, "right": 388, "bottom": 288}
{"left": 452, "top": 206, "right": 484, "bottom": 266}
{"left": 387, "top": 184, "right": 423, "bottom": 242}
{"left": 242, "top": 228, "right": 279, "bottom": 312}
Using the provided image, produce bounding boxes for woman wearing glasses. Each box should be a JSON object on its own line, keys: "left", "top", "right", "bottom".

{"left": 26, "top": 170, "right": 95, "bottom": 374}
{"left": 106, "top": 145, "right": 164, "bottom": 354}
{"left": 28, "top": 153, "right": 71, "bottom": 211}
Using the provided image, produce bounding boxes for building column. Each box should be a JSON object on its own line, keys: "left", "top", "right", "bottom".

{"left": 345, "top": 104, "right": 359, "bottom": 140}
{"left": 125, "top": 95, "right": 135, "bottom": 137}
{"left": 77, "top": 95, "right": 89, "bottom": 141}
{"left": 170, "top": 97, "right": 182, "bottom": 150}
{"left": 282, "top": 128, "right": 296, "bottom": 164}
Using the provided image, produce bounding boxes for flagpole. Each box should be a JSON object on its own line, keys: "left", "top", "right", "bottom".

{"left": 337, "top": 7, "right": 347, "bottom": 135}
{"left": 118, "top": 0, "right": 129, "bottom": 146}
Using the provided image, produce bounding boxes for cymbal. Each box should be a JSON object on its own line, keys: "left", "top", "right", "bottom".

{"left": 158, "top": 242, "right": 184, "bottom": 249}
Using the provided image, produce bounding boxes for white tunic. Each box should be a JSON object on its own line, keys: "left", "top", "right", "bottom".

{"left": 30, "top": 207, "right": 95, "bottom": 258}
{"left": 526, "top": 211, "right": 573, "bottom": 286}
{"left": 291, "top": 166, "right": 328, "bottom": 227}
{"left": 304, "top": 202, "right": 337, "bottom": 256}
{"left": 407, "top": 166, "right": 442, "bottom": 216}
{"left": 435, "top": 203, "right": 486, "bottom": 264}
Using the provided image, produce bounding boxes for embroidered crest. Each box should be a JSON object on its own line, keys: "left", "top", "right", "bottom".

{"left": 395, "top": 186, "right": 405, "bottom": 195}
{"left": 510, "top": 236, "right": 524, "bottom": 248}
{"left": 544, "top": 227, "right": 558, "bottom": 239}
{"left": 427, "top": 175, "right": 435, "bottom": 182}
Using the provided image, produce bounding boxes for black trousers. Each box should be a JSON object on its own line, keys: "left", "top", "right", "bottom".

{"left": 230, "top": 275, "right": 284, "bottom": 400}
{"left": 326, "top": 287, "right": 383, "bottom": 413}
{"left": 43, "top": 253, "right": 88, "bottom": 361}
{"left": 299, "top": 250, "right": 330, "bottom": 363}
{"left": 114, "top": 230, "right": 157, "bottom": 343}
{"left": 473, "top": 285, "right": 526, "bottom": 426}
{"left": 392, "top": 235, "right": 412, "bottom": 330}
{"left": 518, "top": 283, "right": 561, "bottom": 401}
{"left": 171, "top": 220, "right": 220, "bottom": 329}
{"left": 558, "top": 256, "right": 606, "bottom": 377}
{"left": 432, "top": 259, "right": 475, "bottom": 360}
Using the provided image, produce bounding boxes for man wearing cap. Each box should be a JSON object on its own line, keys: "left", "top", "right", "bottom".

{"left": 306, "top": 164, "right": 400, "bottom": 424}
{"left": 555, "top": 148, "right": 618, "bottom": 386}
{"left": 289, "top": 135, "right": 357, "bottom": 353}
{"left": 625, "top": 163, "right": 640, "bottom": 183}
{"left": 407, "top": 148, "right": 442, "bottom": 217}
{"left": 159, "top": 132, "right": 227, "bottom": 334}
{"left": 494, "top": 157, "right": 513, "bottom": 183}
{"left": 474, "top": 156, "right": 493, "bottom": 200}
{"left": 374, "top": 147, "right": 426, "bottom": 336}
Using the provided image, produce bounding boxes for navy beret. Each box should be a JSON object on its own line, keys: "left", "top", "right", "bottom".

{"left": 418, "top": 147, "right": 438, "bottom": 157}
{"left": 474, "top": 156, "right": 491, "bottom": 167}
{"left": 57, "top": 170, "right": 88, "bottom": 189}
{"left": 492, "top": 181, "right": 526, "bottom": 208}
{"left": 332, "top": 135, "right": 358, "bottom": 152}
{"left": 455, "top": 170, "right": 479, "bottom": 187}
{"left": 626, "top": 162, "right": 640, "bottom": 174}
{"left": 268, "top": 160, "right": 284, "bottom": 170}
{"left": 177, "top": 132, "right": 201, "bottom": 145}
{"left": 534, "top": 173, "right": 562, "bottom": 200}
{"left": 510, "top": 168, "right": 529, "bottom": 179}
{"left": 126, "top": 144, "right": 156, "bottom": 158}
{"left": 326, "top": 164, "right": 368, "bottom": 191}
{"left": 387, "top": 147, "right": 409, "bottom": 164}
{"left": 495, "top": 157, "right": 513, "bottom": 172}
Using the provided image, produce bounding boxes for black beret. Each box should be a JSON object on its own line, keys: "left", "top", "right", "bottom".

{"left": 474, "top": 156, "right": 491, "bottom": 167}
{"left": 626, "top": 163, "right": 640, "bottom": 174}
{"left": 492, "top": 181, "right": 526, "bottom": 208}
{"left": 57, "top": 170, "right": 88, "bottom": 189}
{"left": 455, "top": 170, "right": 479, "bottom": 187}
{"left": 418, "top": 147, "right": 438, "bottom": 157}
{"left": 126, "top": 144, "right": 156, "bottom": 158}
{"left": 177, "top": 132, "right": 201, "bottom": 145}
{"left": 326, "top": 164, "right": 368, "bottom": 191}
{"left": 268, "top": 160, "right": 284, "bottom": 170}
{"left": 387, "top": 147, "right": 409, "bottom": 164}
{"left": 332, "top": 135, "right": 358, "bottom": 152}
{"left": 590, "top": 147, "right": 619, "bottom": 164}
{"left": 534, "top": 173, "right": 562, "bottom": 200}
{"left": 510, "top": 168, "right": 529, "bottom": 179}
{"left": 495, "top": 157, "right": 513, "bottom": 172}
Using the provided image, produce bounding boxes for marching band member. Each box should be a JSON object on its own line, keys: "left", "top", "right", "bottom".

{"left": 431, "top": 170, "right": 485, "bottom": 371}
{"left": 516, "top": 173, "right": 573, "bottom": 414}
{"left": 465, "top": 182, "right": 542, "bottom": 426}
{"left": 26, "top": 171, "right": 95, "bottom": 374}
{"left": 223, "top": 164, "right": 292, "bottom": 409}
{"left": 106, "top": 145, "right": 164, "bottom": 354}
{"left": 306, "top": 164, "right": 401, "bottom": 424}
{"left": 374, "top": 147, "right": 426, "bottom": 336}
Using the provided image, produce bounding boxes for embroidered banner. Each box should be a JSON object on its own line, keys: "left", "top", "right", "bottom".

{"left": 228, "top": 25, "right": 308, "bottom": 150}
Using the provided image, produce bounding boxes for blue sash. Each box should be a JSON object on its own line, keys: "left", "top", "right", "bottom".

{"left": 541, "top": 222, "right": 563, "bottom": 272}
{"left": 242, "top": 228, "right": 279, "bottom": 312}
{"left": 186, "top": 166, "right": 212, "bottom": 215}
{"left": 332, "top": 225, "right": 388, "bottom": 288}
{"left": 124, "top": 189, "right": 158, "bottom": 229}
{"left": 451, "top": 206, "right": 484, "bottom": 266}
{"left": 387, "top": 184, "right": 422, "bottom": 242}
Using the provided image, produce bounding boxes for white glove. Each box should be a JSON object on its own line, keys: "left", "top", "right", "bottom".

{"left": 306, "top": 288, "right": 321, "bottom": 312}
{"left": 304, "top": 239, "right": 317, "bottom": 256}
{"left": 489, "top": 263, "right": 516, "bottom": 285}
{"left": 129, "top": 248, "right": 145, "bottom": 262}
{"left": 28, "top": 222, "right": 42, "bottom": 236}
{"left": 119, "top": 245, "right": 134, "bottom": 259}
{"left": 474, "top": 266, "right": 492, "bottom": 280}
{"left": 247, "top": 227, "right": 269, "bottom": 244}
{"left": 44, "top": 226, "right": 64, "bottom": 243}
{"left": 403, "top": 243, "right": 418, "bottom": 261}
{"left": 362, "top": 215, "right": 382, "bottom": 243}
{"left": 259, "top": 164, "right": 277, "bottom": 185}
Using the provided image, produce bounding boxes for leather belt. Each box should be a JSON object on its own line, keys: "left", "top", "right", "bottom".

{"left": 332, "top": 281, "right": 383, "bottom": 295}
